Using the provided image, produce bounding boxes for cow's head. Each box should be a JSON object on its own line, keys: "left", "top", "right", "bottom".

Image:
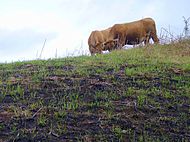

{"left": 89, "top": 42, "right": 103, "bottom": 55}
{"left": 102, "top": 39, "right": 118, "bottom": 51}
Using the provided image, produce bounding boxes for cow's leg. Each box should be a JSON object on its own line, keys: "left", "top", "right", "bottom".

{"left": 144, "top": 31, "right": 151, "bottom": 45}
{"left": 151, "top": 30, "right": 159, "bottom": 44}
{"left": 144, "top": 36, "right": 150, "bottom": 45}
{"left": 152, "top": 34, "right": 159, "bottom": 44}
{"left": 117, "top": 38, "right": 122, "bottom": 49}
{"left": 118, "top": 34, "right": 125, "bottom": 49}
{"left": 89, "top": 46, "right": 95, "bottom": 55}
{"left": 110, "top": 39, "right": 118, "bottom": 51}
{"left": 98, "top": 49, "right": 103, "bottom": 54}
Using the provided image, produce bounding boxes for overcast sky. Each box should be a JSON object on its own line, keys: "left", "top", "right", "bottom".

{"left": 0, "top": 0, "right": 189, "bottom": 63}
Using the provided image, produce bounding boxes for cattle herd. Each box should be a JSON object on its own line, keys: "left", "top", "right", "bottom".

{"left": 88, "top": 17, "right": 159, "bottom": 55}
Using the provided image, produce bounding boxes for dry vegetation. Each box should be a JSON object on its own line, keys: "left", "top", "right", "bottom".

{"left": 0, "top": 40, "right": 190, "bottom": 141}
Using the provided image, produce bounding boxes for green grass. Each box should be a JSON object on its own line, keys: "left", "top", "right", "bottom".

{"left": 0, "top": 40, "right": 190, "bottom": 141}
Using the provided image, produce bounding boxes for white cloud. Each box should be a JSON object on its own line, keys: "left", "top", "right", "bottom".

{"left": 0, "top": 9, "right": 85, "bottom": 62}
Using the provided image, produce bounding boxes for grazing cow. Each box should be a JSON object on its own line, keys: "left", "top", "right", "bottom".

{"left": 108, "top": 18, "right": 159, "bottom": 49}
{"left": 88, "top": 28, "right": 118, "bottom": 55}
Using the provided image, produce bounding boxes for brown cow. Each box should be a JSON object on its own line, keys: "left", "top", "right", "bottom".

{"left": 88, "top": 28, "right": 118, "bottom": 55}
{"left": 108, "top": 18, "right": 159, "bottom": 49}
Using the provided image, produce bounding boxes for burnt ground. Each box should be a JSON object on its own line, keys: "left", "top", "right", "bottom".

{"left": 0, "top": 61, "right": 190, "bottom": 142}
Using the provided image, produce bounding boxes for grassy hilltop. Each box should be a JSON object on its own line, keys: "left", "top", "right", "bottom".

{"left": 0, "top": 40, "right": 190, "bottom": 141}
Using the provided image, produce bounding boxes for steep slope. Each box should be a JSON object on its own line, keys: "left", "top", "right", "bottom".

{"left": 0, "top": 40, "right": 190, "bottom": 141}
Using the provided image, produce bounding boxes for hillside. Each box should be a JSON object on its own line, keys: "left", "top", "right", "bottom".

{"left": 0, "top": 40, "right": 190, "bottom": 141}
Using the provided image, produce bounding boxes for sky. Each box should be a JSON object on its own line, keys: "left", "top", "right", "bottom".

{"left": 0, "top": 0, "right": 189, "bottom": 63}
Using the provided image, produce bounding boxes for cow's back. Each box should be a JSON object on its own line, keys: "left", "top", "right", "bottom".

{"left": 123, "top": 18, "right": 156, "bottom": 31}
{"left": 109, "top": 18, "right": 159, "bottom": 46}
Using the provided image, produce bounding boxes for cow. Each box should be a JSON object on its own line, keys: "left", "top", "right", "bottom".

{"left": 108, "top": 18, "right": 159, "bottom": 49}
{"left": 88, "top": 28, "right": 118, "bottom": 55}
